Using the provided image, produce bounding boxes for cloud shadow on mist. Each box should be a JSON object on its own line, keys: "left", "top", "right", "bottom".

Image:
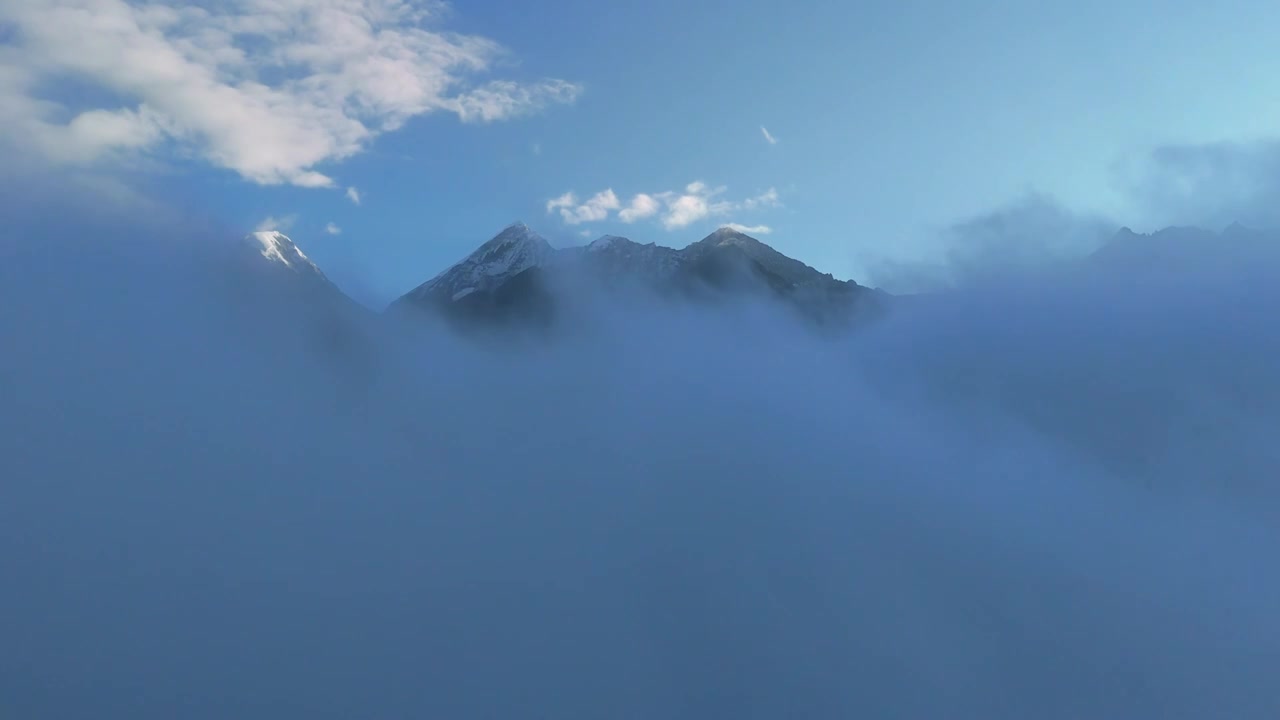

{"left": 1, "top": 172, "right": 1279, "bottom": 719}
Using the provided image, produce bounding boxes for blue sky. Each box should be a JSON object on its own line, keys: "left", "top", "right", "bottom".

{"left": 5, "top": 0, "right": 1280, "bottom": 305}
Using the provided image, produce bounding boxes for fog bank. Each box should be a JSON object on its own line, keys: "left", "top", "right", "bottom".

{"left": 2, "top": 185, "right": 1278, "bottom": 718}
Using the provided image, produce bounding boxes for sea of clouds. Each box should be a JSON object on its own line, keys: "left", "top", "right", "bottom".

{"left": 2, "top": 169, "right": 1278, "bottom": 718}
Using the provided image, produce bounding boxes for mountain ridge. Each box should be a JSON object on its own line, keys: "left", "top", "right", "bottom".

{"left": 387, "top": 223, "right": 882, "bottom": 330}
{"left": 244, "top": 220, "right": 1280, "bottom": 337}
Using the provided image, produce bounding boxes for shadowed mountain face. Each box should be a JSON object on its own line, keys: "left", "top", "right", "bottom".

{"left": 387, "top": 223, "right": 886, "bottom": 332}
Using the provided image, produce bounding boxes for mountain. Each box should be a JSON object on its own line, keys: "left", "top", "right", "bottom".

{"left": 1088, "top": 223, "right": 1280, "bottom": 278}
{"left": 389, "top": 223, "right": 885, "bottom": 330}
{"left": 233, "top": 230, "right": 378, "bottom": 376}
{"left": 395, "top": 222, "right": 555, "bottom": 305}
{"left": 576, "top": 234, "right": 683, "bottom": 283}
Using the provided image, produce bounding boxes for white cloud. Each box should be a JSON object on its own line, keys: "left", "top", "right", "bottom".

{"left": 742, "top": 187, "right": 780, "bottom": 210}
{"left": 547, "top": 182, "right": 783, "bottom": 231}
{"left": 255, "top": 214, "right": 296, "bottom": 233}
{"left": 657, "top": 182, "right": 768, "bottom": 230}
{"left": 532, "top": 142, "right": 542, "bottom": 156}
{"left": 452, "top": 79, "right": 582, "bottom": 123}
{"left": 663, "top": 192, "right": 711, "bottom": 229}
{"left": 0, "top": 0, "right": 582, "bottom": 187}
{"left": 618, "top": 193, "right": 660, "bottom": 223}
{"left": 546, "top": 189, "right": 620, "bottom": 225}
{"left": 325, "top": 222, "right": 342, "bottom": 235}
{"left": 578, "top": 229, "right": 592, "bottom": 238}
{"left": 761, "top": 126, "right": 778, "bottom": 145}
{"left": 546, "top": 192, "right": 577, "bottom": 213}
{"left": 346, "top": 187, "right": 361, "bottom": 205}
{"left": 724, "top": 223, "right": 773, "bottom": 235}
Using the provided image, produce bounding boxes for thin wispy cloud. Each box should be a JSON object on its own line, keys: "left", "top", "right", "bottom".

{"left": 724, "top": 223, "right": 773, "bottom": 235}
{"left": 255, "top": 214, "right": 297, "bottom": 233}
{"left": 742, "top": 188, "right": 780, "bottom": 211}
{"left": 761, "top": 126, "right": 778, "bottom": 145}
{"left": 0, "top": 0, "right": 582, "bottom": 188}
{"left": 346, "top": 187, "right": 362, "bottom": 206}
{"left": 547, "top": 183, "right": 781, "bottom": 231}
{"left": 325, "top": 222, "right": 342, "bottom": 235}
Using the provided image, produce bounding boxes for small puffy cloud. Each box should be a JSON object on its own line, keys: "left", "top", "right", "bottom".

{"left": 578, "top": 229, "right": 592, "bottom": 238}
{"left": 761, "top": 126, "right": 778, "bottom": 145}
{"left": 255, "top": 214, "right": 296, "bottom": 233}
{"left": 618, "top": 193, "right": 660, "bottom": 223}
{"left": 658, "top": 183, "right": 768, "bottom": 230}
{"left": 663, "top": 193, "right": 711, "bottom": 229}
{"left": 0, "top": 0, "right": 582, "bottom": 188}
{"left": 325, "top": 222, "right": 342, "bottom": 235}
{"left": 724, "top": 223, "right": 772, "bottom": 235}
{"left": 346, "top": 187, "right": 361, "bottom": 205}
{"left": 546, "top": 189, "right": 620, "bottom": 225}
{"left": 546, "top": 191, "right": 577, "bottom": 213}
{"left": 548, "top": 182, "right": 783, "bottom": 231}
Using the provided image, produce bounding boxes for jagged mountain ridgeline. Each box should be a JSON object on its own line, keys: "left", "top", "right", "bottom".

{"left": 245, "top": 220, "right": 1280, "bottom": 338}
{"left": 362, "top": 223, "right": 890, "bottom": 330}
{"left": 244, "top": 222, "right": 891, "bottom": 333}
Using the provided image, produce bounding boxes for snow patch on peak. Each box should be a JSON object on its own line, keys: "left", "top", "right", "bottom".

{"left": 251, "top": 230, "right": 311, "bottom": 269}
{"left": 410, "top": 223, "right": 556, "bottom": 302}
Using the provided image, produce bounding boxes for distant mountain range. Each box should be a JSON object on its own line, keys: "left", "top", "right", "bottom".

{"left": 1086, "top": 222, "right": 1280, "bottom": 277}
{"left": 242, "top": 221, "right": 1279, "bottom": 336}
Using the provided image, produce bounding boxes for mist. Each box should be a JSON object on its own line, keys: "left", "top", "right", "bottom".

{"left": 2, "top": 177, "right": 1279, "bottom": 718}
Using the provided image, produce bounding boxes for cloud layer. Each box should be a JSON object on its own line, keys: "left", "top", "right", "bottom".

{"left": 3, "top": 176, "right": 1279, "bottom": 717}
{"left": 1122, "top": 139, "right": 1280, "bottom": 229}
{"left": 0, "top": 0, "right": 581, "bottom": 187}
{"left": 548, "top": 182, "right": 781, "bottom": 231}
{"left": 869, "top": 194, "right": 1117, "bottom": 292}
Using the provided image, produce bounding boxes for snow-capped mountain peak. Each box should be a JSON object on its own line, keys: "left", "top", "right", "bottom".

{"left": 238, "top": 230, "right": 363, "bottom": 314}
{"left": 244, "top": 231, "right": 339, "bottom": 288}
{"left": 404, "top": 221, "right": 555, "bottom": 303}
{"left": 251, "top": 230, "right": 314, "bottom": 270}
